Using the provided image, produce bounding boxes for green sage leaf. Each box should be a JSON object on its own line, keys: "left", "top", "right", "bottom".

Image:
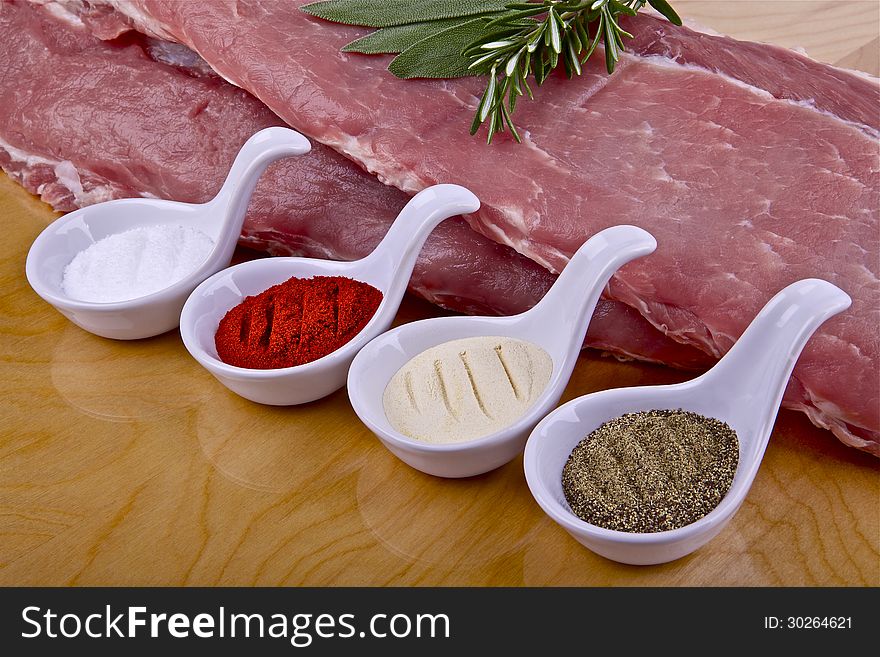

{"left": 302, "top": 0, "right": 511, "bottom": 28}
{"left": 342, "top": 18, "right": 465, "bottom": 54}
{"left": 388, "top": 18, "right": 487, "bottom": 78}
{"left": 391, "top": 17, "right": 523, "bottom": 78}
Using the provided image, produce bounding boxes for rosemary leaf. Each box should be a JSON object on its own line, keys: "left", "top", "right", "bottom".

{"left": 575, "top": 18, "right": 590, "bottom": 55}
{"left": 604, "top": 16, "right": 618, "bottom": 72}
{"left": 648, "top": 0, "right": 683, "bottom": 25}
{"left": 480, "top": 71, "right": 497, "bottom": 120}
{"left": 487, "top": 4, "right": 549, "bottom": 25}
{"left": 500, "top": 99, "right": 521, "bottom": 142}
{"left": 583, "top": 22, "right": 602, "bottom": 61}
{"left": 610, "top": 0, "right": 638, "bottom": 17}
{"left": 505, "top": 49, "right": 522, "bottom": 77}
{"left": 566, "top": 39, "right": 582, "bottom": 75}
{"left": 462, "top": 24, "right": 524, "bottom": 56}
{"left": 548, "top": 9, "right": 562, "bottom": 53}
{"left": 470, "top": 88, "right": 489, "bottom": 134}
{"left": 569, "top": 20, "right": 582, "bottom": 52}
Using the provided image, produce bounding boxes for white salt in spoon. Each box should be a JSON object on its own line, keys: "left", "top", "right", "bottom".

{"left": 179, "top": 183, "right": 480, "bottom": 406}
{"left": 524, "top": 278, "right": 851, "bottom": 565}
{"left": 347, "top": 225, "right": 657, "bottom": 478}
{"left": 25, "top": 127, "right": 310, "bottom": 339}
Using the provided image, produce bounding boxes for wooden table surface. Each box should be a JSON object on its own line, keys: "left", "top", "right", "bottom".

{"left": 1, "top": 1, "right": 878, "bottom": 586}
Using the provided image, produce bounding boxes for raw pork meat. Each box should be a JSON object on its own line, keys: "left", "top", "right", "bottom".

{"left": 81, "top": 0, "right": 878, "bottom": 454}
{"left": 0, "top": 0, "right": 711, "bottom": 371}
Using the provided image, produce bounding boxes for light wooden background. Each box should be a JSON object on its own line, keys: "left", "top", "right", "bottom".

{"left": 1, "top": 1, "right": 877, "bottom": 586}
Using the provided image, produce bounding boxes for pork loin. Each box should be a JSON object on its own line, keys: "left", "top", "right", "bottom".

{"left": 76, "top": 0, "right": 877, "bottom": 454}
{"left": 0, "top": 0, "right": 712, "bottom": 374}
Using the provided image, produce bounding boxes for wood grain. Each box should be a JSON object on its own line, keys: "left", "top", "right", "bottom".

{"left": 675, "top": 1, "right": 880, "bottom": 73}
{"left": 0, "top": 1, "right": 878, "bottom": 586}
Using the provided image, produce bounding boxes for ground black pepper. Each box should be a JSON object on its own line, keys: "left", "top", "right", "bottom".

{"left": 562, "top": 409, "right": 739, "bottom": 533}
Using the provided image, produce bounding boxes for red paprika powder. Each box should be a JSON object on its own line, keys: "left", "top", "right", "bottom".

{"left": 215, "top": 275, "right": 383, "bottom": 369}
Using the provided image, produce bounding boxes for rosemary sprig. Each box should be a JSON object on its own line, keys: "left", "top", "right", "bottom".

{"left": 466, "top": 0, "right": 681, "bottom": 142}
{"left": 302, "top": 0, "right": 681, "bottom": 144}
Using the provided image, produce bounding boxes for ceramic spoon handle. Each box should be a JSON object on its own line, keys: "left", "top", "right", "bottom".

{"left": 702, "top": 278, "right": 850, "bottom": 437}
{"left": 526, "top": 225, "right": 657, "bottom": 353}
{"left": 211, "top": 127, "right": 311, "bottom": 260}
{"left": 363, "top": 183, "right": 480, "bottom": 291}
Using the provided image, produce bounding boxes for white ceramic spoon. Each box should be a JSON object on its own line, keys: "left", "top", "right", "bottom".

{"left": 25, "top": 127, "right": 310, "bottom": 339}
{"left": 179, "top": 183, "right": 480, "bottom": 406}
{"left": 524, "top": 278, "right": 851, "bottom": 565}
{"left": 347, "top": 225, "right": 657, "bottom": 478}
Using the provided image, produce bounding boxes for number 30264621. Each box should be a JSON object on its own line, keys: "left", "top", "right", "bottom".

{"left": 764, "top": 617, "right": 852, "bottom": 629}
